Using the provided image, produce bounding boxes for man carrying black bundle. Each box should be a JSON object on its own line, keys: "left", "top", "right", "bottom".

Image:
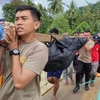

{"left": 73, "top": 29, "right": 94, "bottom": 93}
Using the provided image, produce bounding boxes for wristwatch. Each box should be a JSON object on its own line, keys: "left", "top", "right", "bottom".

{"left": 10, "top": 49, "right": 20, "bottom": 56}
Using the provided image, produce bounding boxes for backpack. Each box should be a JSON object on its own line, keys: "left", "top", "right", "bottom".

{"left": 44, "top": 35, "right": 87, "bottom": 72}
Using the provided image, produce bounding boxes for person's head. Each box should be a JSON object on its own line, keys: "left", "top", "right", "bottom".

{"left": 63, "top": 33, "right": 69, "bottom": 37}
{"left": 79, "top": 32, "right": 84, "bottom": 37}
{"left": 49, "top": 28, "right": 59, "bottom": 35}
{"left": 84, "top": 29, "right": 91, "bottom": 40}
{"left": 92, "top": 34, "right": 99, "bottom": 43}
{"left": 97, "top": 33, "right": 100, "bottom": 37}
{"left": 15, "top": 5, "right": 41, "bottom": 36}
{"left": 73, "top": 32, "right": 79, "bottom": 37}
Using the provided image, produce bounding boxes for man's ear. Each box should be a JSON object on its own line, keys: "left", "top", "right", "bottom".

{"left": 34, "top": 21, "right": 40, "bottom": 30}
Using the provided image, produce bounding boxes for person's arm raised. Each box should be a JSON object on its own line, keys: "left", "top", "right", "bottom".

{"left": 5, "top": 27, "right": 38, "bottom": 89}
{"left": 84, "top": 44, "right": 93, "bottom": 51}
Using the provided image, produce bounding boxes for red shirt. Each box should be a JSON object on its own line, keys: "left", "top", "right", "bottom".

{"left": 91, "top": 43, "right": 100, "bottom": 62}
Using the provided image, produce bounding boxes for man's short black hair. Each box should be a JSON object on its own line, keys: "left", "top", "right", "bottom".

{"left": 15, "top": 5, "right": 41, "bottom": 21}
{"left": 84, "top": 29, "right": 90, "bottom": 33}
{"left": 79, "top": 32, "right": 84, "bottom": 34}
{"left": 73, "top": 31, "right": 79, "bottom": 35}
{"left": 49, "top": 28, "right": 59, "bottom": 35}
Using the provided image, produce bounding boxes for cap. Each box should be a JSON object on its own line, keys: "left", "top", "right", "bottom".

{"left": 0, "top": 24, "right": 5, "bottom": 40}
{"left": 92, "top": 34, "right": 99, "bottom": 41}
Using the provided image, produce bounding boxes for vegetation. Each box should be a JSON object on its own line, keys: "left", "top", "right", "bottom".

{"left": 2, "top": 0, "right": 100, "bottom": 35}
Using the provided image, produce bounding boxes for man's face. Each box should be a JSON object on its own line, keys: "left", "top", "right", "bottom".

{"left": 79, "top": 33, "right": 84, "bottom": 37}
{"left": 15, "top": 10, "right": 40, "bottom": 36}
{"left": 84, "top": 32, "right": 91, "bottom": 40}
{"left": 98, "top": 33, "right": 100, "bottom": 37}
{"left": 74, "top": 33, "right": 78, "bottom": 37}
{"left": 93, "top": 40, "right": 98, "bottom": 43}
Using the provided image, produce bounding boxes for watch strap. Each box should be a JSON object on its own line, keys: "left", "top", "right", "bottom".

{"left": 10, "top": 49, "right": 20, "bottom": 56}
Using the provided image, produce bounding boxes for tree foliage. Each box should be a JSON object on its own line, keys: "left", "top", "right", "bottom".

{"left": 2, "top": 0, "right": 24, "bottom": 22}
{"left": 74, "top": 22, "right": 90, "bottom": 32}
{"left": 65, "top": 0, "right": 79, "bottom": 30}
{"left": 48, "top": 0, "right": 65, "bottom": 14}
{"left": 2, "top": 0, "right": 100, "bottom": 34}
{"left": 46, "top": 14, "right": 70, "bottom": 34}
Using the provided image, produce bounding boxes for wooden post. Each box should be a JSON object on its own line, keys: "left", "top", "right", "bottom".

{"left": 35, "top": 33, "right": 63, "bottom": 42}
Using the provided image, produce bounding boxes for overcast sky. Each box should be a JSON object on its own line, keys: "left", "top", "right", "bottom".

{"left": 0, "top": 0, "right": 98, "bottom": 19}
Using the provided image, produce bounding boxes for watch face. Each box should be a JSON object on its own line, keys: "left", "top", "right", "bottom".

{"left": 13, "top": 49, "right": 19, "bottom": 54}
{"left": 10, "top": 49, "right": 20, "bottom": 56}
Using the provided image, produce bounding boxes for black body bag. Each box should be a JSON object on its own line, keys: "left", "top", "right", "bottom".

{"left": 44, "top": 35, "right": 87, "bottom": 72}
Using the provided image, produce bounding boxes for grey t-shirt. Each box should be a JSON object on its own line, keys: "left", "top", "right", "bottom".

{"left": 78, "top": 39, "right": 94, "bottom": 63}
{"left": 0, "top": 39, "right": 48, "bottom": 100}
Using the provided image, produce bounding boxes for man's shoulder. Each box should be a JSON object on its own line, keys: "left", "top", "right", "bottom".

{"left": 34, "top": 40, "right": 48, "bottom": 50}
{"left": 88, "top": 39, "right": 94, "bottom": 43}
{"left": 87, "top": 39, "right": 94, "bottom": 45}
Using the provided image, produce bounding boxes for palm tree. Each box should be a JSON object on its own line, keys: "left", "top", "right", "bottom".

{"left": 48, "top": 0, "right": 65, "bottom": 14}
{"left": 11, "top": 0, "right": 22, "bottom": 3}
{"left": 66, "top": 0, "right": 78, "bottom": 29}
{"left": 24, "top": 0, "right": 35, "bottom": 6}
{"left": 82, "top": 0, "right": 95, "bottom": 28}
{"left": 36, "top": 3, "right": 47, "bottom": 16}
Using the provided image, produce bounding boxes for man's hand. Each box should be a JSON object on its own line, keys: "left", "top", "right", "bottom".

{"left": 4, "top": 25, "right": 18, "bottom": 51}
{"left": 84, "top": 44, "right": 93, "bottom": 51}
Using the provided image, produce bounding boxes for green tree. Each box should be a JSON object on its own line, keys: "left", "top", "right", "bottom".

{"left": 47, "top": 14, "right": 70, "bottom": 34}
{"left": 37, "top": 15, "right": 53, "bottom": 33}
{"left": 36, "top": 3, "right": 53, "bottom": 33}
{"left": 48, "top": 0, "right": 65, "bottom": 14}
{"left": 36, "top": 3, "right": 47, "bottom": 17}
{"left": 66, "top": 0, "right": 79, "bottom": 30}
{"left": 2, "top": 0, "right": 24, "bottom": 22}
{"left": 24, "top": 0, "right": 36, "bottom": 6}
{"left": 74, "top": 22, "right": 90, "bottom": 32}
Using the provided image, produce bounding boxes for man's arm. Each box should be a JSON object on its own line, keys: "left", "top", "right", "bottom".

{"left": 84, "top": 44, "right": 93, "bottom": 51}
{"left": 11, "top": 55, "right": 37, "bottom": 89}
{"left": 11, "top": 48, "right": 48, "bottom": 89}
{"left": 4, "top": 26, "right": 48, "bottom": 89}
{"left": 84, "top": 40, "right": 94, "bottom": 51}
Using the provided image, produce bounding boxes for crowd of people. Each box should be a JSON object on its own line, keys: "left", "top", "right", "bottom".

{"left": 0, "top": 5, "right": 100, "bottom": 100}
{"left": 72, "top": 30, "right": 100, "bottom": 92}
{"left": 47, "top": 28, "right": 100, "bottom": 100}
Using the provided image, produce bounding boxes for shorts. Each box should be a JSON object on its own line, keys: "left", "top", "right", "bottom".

{"left": 91, "top": 62, "right": 99, "bottom": 75}
{"left": 47, "top": 70, "right": 63, "bottom": 79}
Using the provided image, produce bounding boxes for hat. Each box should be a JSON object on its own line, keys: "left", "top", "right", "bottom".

{"left": 0, "top": 24, "right": 5, "bottom": 40}
{"left": 92, "top": 34, "right": 99, "bottom": 41}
